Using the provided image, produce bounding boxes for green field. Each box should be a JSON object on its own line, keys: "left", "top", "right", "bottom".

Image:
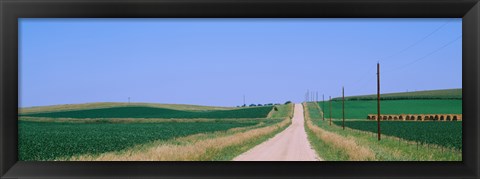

{"left": 21, "top": 106, "right": 273, "bottom": 119}
{"left": 20, "top": 102, "right": 234, "bottom": 114}
{"left": 19, "top": 119, "right": 268, "bottom": 161}
{"left": 305, "top": 102, "right": 461, "bottom": 161}
{"left": 18, "top": 103, "right": 292, "bottom": 161}
{"left": 333, "top": 121, "right": 462, "bottom": 149}
{"left": 332, "top": 88, "right": 462, "bottom": 101}
{"left": 318, "top": 99, "right": 461, "bottom": 119}
{"left": 268, "top": 104, "right": 293, "bottom": 119}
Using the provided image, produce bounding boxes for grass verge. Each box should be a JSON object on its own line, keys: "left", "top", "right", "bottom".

{"left": 304, "top": 103, "right": 375, "bottom": 161}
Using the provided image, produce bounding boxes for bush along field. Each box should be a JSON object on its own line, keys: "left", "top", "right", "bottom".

{"left": 18, "top": 103, "right": 293, "bottom": 161}
{"left": 304, "top": 102, "right": 461, "bottom": 161}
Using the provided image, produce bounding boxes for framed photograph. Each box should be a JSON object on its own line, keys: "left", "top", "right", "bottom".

{"left": 1, "top": 0, "right": 479, "bottom": 178}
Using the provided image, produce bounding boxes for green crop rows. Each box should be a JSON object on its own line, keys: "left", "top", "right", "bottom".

{"left": 318, "top": 99, "right": 461, "bottom": 119}
{"left": 21, "top": 106, "right": 273, "bottom": 119}
{"left": 333, "top": 121, "right": 462, "bottom": 149}
{"left": 19, "top": 120, "right": 259, "bottom": 161}
{"left": 332, "top": 88, "right": 462, "bottom": 101}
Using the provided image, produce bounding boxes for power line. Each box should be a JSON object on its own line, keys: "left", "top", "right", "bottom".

{"left": 385, "top": 35, "right": 461, "bottom": 74}
{"left": 348, "top": 20, "right": 452, "bottom": 94}
{"left": 349, "top": 63, "right": 377, "bottom": 92}
{"left": 379, "top": 19, "right": 452, "bottom": 63}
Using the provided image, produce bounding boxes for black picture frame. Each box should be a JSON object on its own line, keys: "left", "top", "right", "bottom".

{"left": 1, "top": 0, "right": 479, "bottom": 178}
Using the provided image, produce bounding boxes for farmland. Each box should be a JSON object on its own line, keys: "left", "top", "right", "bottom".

{"left": 18, "top": 103, "right": 292, "bottom": 161}
{"left": 304, "top": 102, "right": 461, "bottom": 161}
{"left": 19, "top": 120, "right": 260, "bottom": 161}
{"left": 20, "top": 102, "right": 235, "bottom": 114}
{"left": 332, "top": 88, "right": 462, "bottom": 101}
{"left": 318, "top": 99, "right": 461, "bottom": 119}
{"left": 332, "top": 121, "right": 462, "bottom": 149}
{"left": 21, "top": 106, "right": 273, "bottom": 119}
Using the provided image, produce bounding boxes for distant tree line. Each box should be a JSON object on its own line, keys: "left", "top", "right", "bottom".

{"left": 236, "top": 101, "right": 292, "bottom": 107}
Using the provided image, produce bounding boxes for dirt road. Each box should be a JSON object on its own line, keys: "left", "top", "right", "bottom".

{"left": 233, "top": 103, "right": 321, "bottom": 161}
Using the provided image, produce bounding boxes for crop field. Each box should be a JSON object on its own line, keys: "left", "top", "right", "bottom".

{"left": 333, "top": 121, "right": 462, "bottom": 150}
{"left": 19, "top": 119, "right": 263, "bottom": 161}
{"left": 332, "top": 88, "right": 462, "bottom": 101}
{"left": 304, "top": 102, "right": 461, "bottom": 161}
{"left": 18, "top": 103, "right": 292, "bottom": 161}
{"left": 21, "top": 106, "right": 273, "bottom": 119}
{"left": 20, "top": 102, "right": 235, "bottom": 114}
{"left": 318, "top": 99, "right": 461, "bottom": 119}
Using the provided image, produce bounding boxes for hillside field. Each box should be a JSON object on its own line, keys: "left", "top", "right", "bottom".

{"left": 332, "top": 88, "right": 461, "bottom": 101}
{"left": 18, "top": 103, "right": 292, "bottom": 161}
{"left": 19, "top": 102, "right": 235, "bottom": 114}
{"left": 21, "top": 106, "right": 273, "bottom": 119}
{"left": 319, "top": 99, "right": 461, "bottom": 119}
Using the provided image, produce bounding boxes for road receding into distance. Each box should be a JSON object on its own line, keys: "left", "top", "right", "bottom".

{"left": 234, "top": 104, "right": 321, "bottom": 161}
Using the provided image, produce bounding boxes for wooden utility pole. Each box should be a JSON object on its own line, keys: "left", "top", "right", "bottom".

{"left": 377, "top": 62, "right": 381, "bottom": 141}
{"left": 243, "top": 95, "right": 246, "bottom": 107}
{"left": 313, "top": 91, "right": 315, "bottom": 102}
{"left": 128, "top": 97, "right": 130, "bottom": 104}
{"left": 329, "top": 96, "right": 332, "bottom": 126}
{"left": 322, "top": 94, "right": 325, "bottom": 121}
{"left": 342, "top": 87, "right": 345, "bottom": 130}
{"left": 307, "top": 90, "right": 310, "bottom": 102}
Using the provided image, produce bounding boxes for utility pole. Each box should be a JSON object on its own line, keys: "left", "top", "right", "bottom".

{"left": 322, "top": 94, "right": 325, "bottom": 121}
{"left": 329, "top": 96, "right": 332, "bottom": 126}
{"left": 307, "top": 90, "right": 310, "bottom": 102}
{"left": 377, "top": 62, "right": 381, "bottom": 141}
{"left": 243, "top": 95, "right": 246, "bottom": 107}
{"left": 128, "top": 97, "right": 130, "bottom": 104}
{"left": 342, "top": 86, "right": 345, "bottom": 130}
{"left": 312, "top": 91, "right": 314, "bottom": 102}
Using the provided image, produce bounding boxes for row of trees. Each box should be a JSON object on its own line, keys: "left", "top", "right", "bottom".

{"left": 236, "top": 101, "right": 292, "bottom": 107}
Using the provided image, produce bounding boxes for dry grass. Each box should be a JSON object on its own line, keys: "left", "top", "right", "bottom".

{"left": 266, "top": 107, "right": 275, "bottom": 118}
{"left": 304, "top": 103, "right": 375, "bottom": 161}
{"left": 67, "top": 117, "right": 291, "bottom": 161}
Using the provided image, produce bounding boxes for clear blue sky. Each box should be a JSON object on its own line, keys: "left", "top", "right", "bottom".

{"left": 19, "top": 18, "right": 462, "bottom": 107}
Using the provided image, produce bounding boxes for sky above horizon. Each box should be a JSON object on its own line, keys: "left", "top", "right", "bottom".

{"left": 19, "top": 18, "right": 462, "bottom": 107}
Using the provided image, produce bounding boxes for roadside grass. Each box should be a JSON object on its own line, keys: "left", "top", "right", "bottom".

{"left": 304, "top": 103, "right": 373, "bottom": 161}
{"left": 306, "top": 102, "right": 461, "bottom": 161}
{"left": 318, "top": 99, "right": 461, "bottom": 119}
